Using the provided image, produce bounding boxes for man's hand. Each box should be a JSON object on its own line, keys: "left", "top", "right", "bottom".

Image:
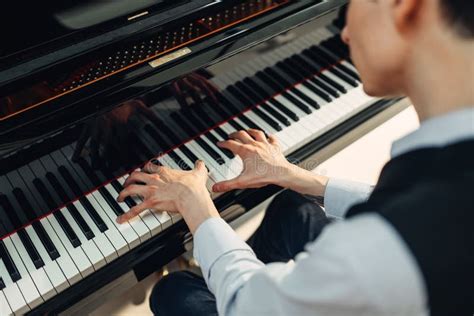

{"left": 213, "top": 129, "right": 330, "bottom": 198}
{"left": 116, "top": 160, "right": 219, "bottom": 234}
{"left": 212, "top": 129, "right": 294, "bottom": 192}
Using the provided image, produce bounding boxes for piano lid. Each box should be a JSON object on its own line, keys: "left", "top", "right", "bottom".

{"left": 0, "top": 0, "right": 188, "bottom": 61}
{"left": 0, "top": 0, "right": 291, "bottom": 124}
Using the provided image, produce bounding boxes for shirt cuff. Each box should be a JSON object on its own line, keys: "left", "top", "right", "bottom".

{"left": 324, "top": 178, "right": 373, "bottom": 218}
{"left": 193, "top": 217, "right": 254, "bottom": 282}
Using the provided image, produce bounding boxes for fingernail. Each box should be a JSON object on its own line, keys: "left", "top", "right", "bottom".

{"left": 116, "top": 217, "right": 122, "bottom": 224}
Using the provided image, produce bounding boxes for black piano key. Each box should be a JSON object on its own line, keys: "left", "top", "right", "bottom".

{"left": 109, "top": 180, "right": 136, "bottom": 209}
{"left": 12, "top": 188, "right": 60, "bottom": 260}
{"left": 242, "top": 77, "right": 300, "bottom": 122}
{"left": 290, "top": 54, "right": 346, "bottom": 94}
{"left": 140, "top": 125, "right": 192, "bottom": 169}
{"left": 203, "top": 96, "right": 248, "bottom": 132}
{"left": 71, "top": 157, "right": 125, "bottom": 217}
{"left": 18, "top": 229, "right": 44, "bottom": 269}
{"left": 190, "top": 106, "right": 235, "bottom": 157}
{"left": 0, "top": 240, "right": 21, "bottom": 282}
{"left": 147, "top": 115, "right": 200, "bottom": 163}
{"left": 169, "top": 112, "right": 224, "bottom": 164}
{"left": 68, "top": 203, "right": 95, "bottom": 240}
{"left": 0, "top": 195, "right": 43, "bottom": 268}
{"left": 45, "top": 172, "right": 94, "bottom": 240}
{"left": 169, "top": 151, "right": 192, "bottom": 170}
{"left": 228, "top": 85, "right": 283, "bottom": 131}
{"left": 148, "top": 115, "right": 183, "bottom": 147}
{"left": 100, "top": 187, "right": 124, "bottom": 217}
{"left": 59, "top": 167, "right": 108, "bottom": 233}
{"left": 181, "top": 107, "right": 230, "bottom": 148}
{"left": 283, "top": 58, "right": 337, "bottom": 100}
{"left": 255, "top": 71, "right": 313, "bottom": 114}
{"left": 237, "top": 80, "right": 291, "bottom": 126}
{"left": 297, "top": 53, "right": 346, "bottom": 95}
{"left": 32, "top": 178, "right": 82, "bottom": 248}
{"left": 264, "top": 67, "right": 320, "bottom": 110}
{"left": 276, "top": 60, "right": 331, "bottom": 103}
{"left": 177, "top": 145, "right": 199, "bottom": 166}
{"left": 143, "top": 125, "right": 174, "bottom": 151}
{"left": 218, "top": 91, "right": 262, "bottom": 130}
{"left": 0, "top": 277, "right": 5, "bottom": 290}
{"left": 308, "top": 47, "right": 358, "bottom": 87}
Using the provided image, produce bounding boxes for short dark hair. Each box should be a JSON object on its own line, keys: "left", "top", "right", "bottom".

{"left": 440, "top": 0, "right": 474, "bottom": 38}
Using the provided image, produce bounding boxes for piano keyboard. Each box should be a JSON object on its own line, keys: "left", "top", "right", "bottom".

{"left": 0, "top": 27, "right": 376, "bottom": 315}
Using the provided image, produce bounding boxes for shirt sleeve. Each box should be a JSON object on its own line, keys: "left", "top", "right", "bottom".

{"left": 193, "top": 215, "right": 426, "bottom": 316}
{"left": 324, "top": 178, "right": 374, "bottom": 218}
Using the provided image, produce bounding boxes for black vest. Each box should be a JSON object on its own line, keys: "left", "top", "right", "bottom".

{"left": 346, "top": 140, "right": 474, "bottom": 316}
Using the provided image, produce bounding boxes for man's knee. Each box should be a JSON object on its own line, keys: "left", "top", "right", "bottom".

{"left": 149, "top": 271, "right": 196, "bottom": 315}
{"left": 267, "top": 190, "right": 317, "bottom": 219}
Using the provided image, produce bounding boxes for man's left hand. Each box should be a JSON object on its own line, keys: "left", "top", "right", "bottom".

{"left": 116, "top": 160, "right": 219, "bottom": 234}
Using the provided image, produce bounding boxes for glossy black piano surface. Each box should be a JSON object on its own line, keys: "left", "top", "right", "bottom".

{"left": 0, "top": 0, "right": 406, "bottom": 314}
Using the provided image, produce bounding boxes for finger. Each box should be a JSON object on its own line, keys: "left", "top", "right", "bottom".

{"left": 116, "top": 200, "right": 154, "bottom": 224}
{"left": 143, "top": 160, "right": 165, "bottom": 174}
{"left": 268, "top": 134, "right": 279, "bottom": 145}
{"left": 123, "top": 171, "right": 155, "bottom": 187}
{"left": 217, "top": 139, "right": 244, "bottom": 155}
{"left": 247, "top": 129, "right": 268, "bottom": 143}
{"left": 117, "top": 184, "right": 151, "bottom": 202}
{"left": 212, "top": 177, "right": 243, "bottom": 193}
{"left": 194, "top": 159, "right": 207, "bottom": 173}
{"left": 229, "top": 130, "right": 254, "bottom": 144}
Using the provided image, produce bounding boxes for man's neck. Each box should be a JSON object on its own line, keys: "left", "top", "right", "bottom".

{"left": 404, "top": 33, "right": 474, "bottom": 122}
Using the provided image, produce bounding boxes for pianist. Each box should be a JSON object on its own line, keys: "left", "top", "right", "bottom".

{"left": 117, "top": 0, "right": 474, "bottom": 315}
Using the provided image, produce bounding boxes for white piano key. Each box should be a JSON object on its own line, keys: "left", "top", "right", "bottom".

{"left": 91, "top": 190, "right": 139, "bottom": 251}
{"left": 24, "top": 226, "right": 68, "bottom": 294}
{"left": 252, "top": 105, "right": 297, "bottom": 146}
{"left": 218, "top": 122, "right": 237, "bottom": 134}
{"left": 3, "top": 236, "right": 43, "bottom": 309}
{"left": 0, "top": 290, "right": 13, "bottom": 316}
{"left": 197, "top": 135, "right": 240, "bottom": 180}
{"left": 73, "top": 201, "right": 118, "bottom": 263}
{"left": 40, "top": 217, "right": 82, "bottom": 285}
{"left": 185, "top": 140, "right": 226, "bottom": 183}
{"left": 265, "top": 101, "right": 313, "bottom": 141}
{"left": 244, "top": 110, "right": 289, "bottom": 150}
{"left": 0, "top": 258, "right": 28, "bottom": 315}
{"left": 104, "top": 184, "right": 151, "bottom": 242}
{"left": 48, "top": 213, "right": 94, "bottom": 278}
{"left": 84, "top": 193, "right": 129, "bottom": 256}
{"left": 12, "top": 232, "right": 56, "bottom": 302}
{"left": 61, "top": 207, "right": 106, "bottom": 271}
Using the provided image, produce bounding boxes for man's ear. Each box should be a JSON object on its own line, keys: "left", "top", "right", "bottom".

{"left": 392, "top": 0, "right": 424, "bottom": 34}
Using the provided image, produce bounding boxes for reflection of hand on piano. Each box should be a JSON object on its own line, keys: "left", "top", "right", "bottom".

{"left": 212, "top": 129, "right": 291, "bottom": 192}
{"left": 171, "top": 70, "right": 219, "bottom": 108}
{"left": 116, "top": 159, "right": 219, "bottom": 234}
{"left": 72, "top": 99, "right": 159, "bottom": 169}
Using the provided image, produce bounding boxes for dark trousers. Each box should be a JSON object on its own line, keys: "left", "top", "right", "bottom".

{"left": 149, "top": 190, "right": 331, "bottom": 316}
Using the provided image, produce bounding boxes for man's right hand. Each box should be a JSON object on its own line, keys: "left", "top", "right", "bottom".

{"left": 213, "top": 129, "right": 330, "bottom": 198}
{"left": 212, "top": 129, "right": 294, "bottom": 193}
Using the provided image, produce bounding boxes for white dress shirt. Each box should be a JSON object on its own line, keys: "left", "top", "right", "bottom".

{"left": 193, "top": 107, "right": 474, "bottom": 316}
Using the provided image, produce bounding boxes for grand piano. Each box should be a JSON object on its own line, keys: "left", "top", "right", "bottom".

{"left": 0, "top": 0, "right": 409, "bottom": 314}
